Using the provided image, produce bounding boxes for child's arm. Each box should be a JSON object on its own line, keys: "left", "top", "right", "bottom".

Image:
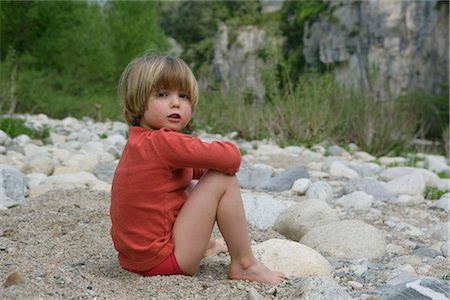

{"left": 151, "top": 129, "right": 241, "bottom": 175}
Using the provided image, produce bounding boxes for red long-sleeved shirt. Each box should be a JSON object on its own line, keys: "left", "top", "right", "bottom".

{"left": 110, "top": 127, "right": 241, "bottom": 271}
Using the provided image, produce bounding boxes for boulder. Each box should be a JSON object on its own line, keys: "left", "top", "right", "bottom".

{"left": 274, "top": 199, "right": 339, "bottom": 241}
{"left": 0, "top": 166, "right": 27, "bottom": 209}
{"left": 252, "top": 239, "right": 333, "bottom": 277}
{"left": 300, "top": 219, "right": 386, "bottom": 260}
{"left": 305, "top": 181, "right": 334, "bottom": 203}
{"left": 242, "top": 192, "right": 296, "bottom": 228}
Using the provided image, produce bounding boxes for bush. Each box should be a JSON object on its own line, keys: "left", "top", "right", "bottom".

{"left": 0, "top": 117, "right": 50, "bottom": 143}
{"left": 195, "top": 71, "right": 417, "bottom": 156}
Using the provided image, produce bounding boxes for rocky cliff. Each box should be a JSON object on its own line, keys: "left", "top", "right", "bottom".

{"left": 304, "top": 0, "right": 448, "bottom": 98}
{"left": 210, "top": 0, "right": 448, "bottom": 100}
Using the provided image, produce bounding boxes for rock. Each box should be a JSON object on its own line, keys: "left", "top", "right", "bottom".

{"left": 436, "top": 193, "right": 450, "bottom": 212}
{"left": 305, "top": 181, "right": 334, "bottom": 203}
{"left": 329, "top": 161, "right": 359, "bottom": 179}
{"left": 431, "top": 222, "right": 450, "bottom": 241}
{"left": 252, "top": 239, "right": 333, "bottom": 277}
{"left": 441, "top": 241, "right": 449, "bottom": 257}
{"left": 28, "top": 171, "right": 104, "bottom": 199}
{"left": 63, "top": 153, "right": 98, "bottom": 172}
{"left": 395, "top": 222, "right": 424, "bottom": 237}
{"left": 257, "top": 166, "right": 309, "bottom": 192}
{"left": 25, "top": 173, "right": 48, "bottom": 188}
{"left": 0, "top": 166, "right": 27, "bottom": 209}
{"left": 23, "top": 143, "right": 49, "bottom": 158}
{"left": 274, "top": 199, "right": 339, "bottom": 241}
{"left": 3, "top": 272, "right": 24, "bottom": 288}
{"left": 351, "top": 162, "right": 383, "bottom": 177}
{"left": 290, "top": 178, "right": 311, "bottom": 195}
{"left": 248, "top": 287, "right": 264, "bottom": 300}
{"left": 327, "top": 145, "right": 349, "bottom": 157}
{"left": 343, "top": 178, "right": 396, "bottom": 201}
{"left": 424, "top": 155, "right": 450, "bottom": 173}
{"left": 412, "top": 246, "right": 442, "bottom": 258}
{"left": 0, "top": 129, "right": 9, "bottom": 145}
{"left": 288, "top": 276, "right": 353, "bottom": 300}
{"left": 300, "top": 220, "right": 386, "bottom": 260}
{"left": 378, "top": 166, "right": 440, "bottom": 187}
{"left": 335, "top": 191, "right": 373, "bottom": 209}
{"left": 353, "top": 151, "right": 376, "bottom": 162}
{"left": 242, "top": 192, "right": 296, "bottom": 229}
{"left": 385, "top": 173, "right": 426, "bottom": 196}
{"left": 22, "top": 155, "right": 55, "bottom": 176}
{"left": 379, "top": 278, "right": 450, "bottom": 300}
{"left": 92, "top": 162, "right": 118, "bottom": 184}
{"left": 213, "top": 22, "right": 269, "bottom": 102}
{"left": 237, "top": 161, "right": 273, "bottom": 189}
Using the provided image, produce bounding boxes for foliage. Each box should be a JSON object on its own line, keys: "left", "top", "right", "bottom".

{"left": 194, "top": 69, "right": 417, "bottom": 156}
{"left": 437, "top": 171, "right": 450, "bottom": 179}
{"left": 0, "top": 0, "right": 169, "bottom": 121}
{"left": 0, "top": 117, "right": 50, "bottom": 143}
{"left": 398, "top": 90, "right": 449, "bottom": 153}
{"left": 279, "top": 0, "right": 330, "bottom": 79}
{"left": 424, "top": 186, "right": 449, "bottom": 200}
{"left": 442, "top": 271, "right": 450, "bottom": 281}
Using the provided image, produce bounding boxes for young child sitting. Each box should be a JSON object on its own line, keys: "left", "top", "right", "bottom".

{"left": 110, "top": 54, "right": 285, "bottom": 284}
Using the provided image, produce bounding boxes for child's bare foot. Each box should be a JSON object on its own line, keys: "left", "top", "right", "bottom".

{"left": 228, "top": 260, "right": 286, "bottom": 285}
{"left": 203, "top": 238, "right": 228, "bottom": 257}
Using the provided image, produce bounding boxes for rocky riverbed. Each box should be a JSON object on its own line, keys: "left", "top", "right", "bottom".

{"left": 0, "top": 114, "right": 449, "bottom": 299}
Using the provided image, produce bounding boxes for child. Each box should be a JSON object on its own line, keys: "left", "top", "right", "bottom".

{"left": 110, "top": 54, "right": 285, "bottom": 285}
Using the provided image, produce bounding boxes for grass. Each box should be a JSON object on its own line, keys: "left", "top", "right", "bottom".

{"left": 0, "top": 117, "right": 51, "bottom": 144}
{"left": 424, "top": 186, "right": 449, "bottom": 200}
{"left": 194, "top": 72, "right": 418, "bottom": 157}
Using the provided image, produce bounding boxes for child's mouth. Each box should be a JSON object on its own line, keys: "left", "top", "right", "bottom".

{"left": 168, "top": 114, "right": 181, "bottom": 119}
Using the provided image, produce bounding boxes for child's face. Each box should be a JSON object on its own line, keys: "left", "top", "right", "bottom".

{"left": 140, "top": 89, "right": 192, "bottom": 131}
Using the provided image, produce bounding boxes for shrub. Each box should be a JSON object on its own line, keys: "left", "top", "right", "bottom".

{"left": 0, "top": 117, "right": 50, "bottom": 143}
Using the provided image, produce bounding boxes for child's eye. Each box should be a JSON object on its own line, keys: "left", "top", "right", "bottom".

{"left": 157, "top": 91, "right": 168, "bottom": 97}
{"left": 179, "top": 93, "right": 189, "bottom": 100}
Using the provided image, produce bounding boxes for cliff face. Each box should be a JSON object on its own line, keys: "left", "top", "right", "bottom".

{"left": 303, "top": 0, "right": 448, "bottom": 98}
{"left": 212, "top": 22, "right": 267, "bottom": 103}
{"left": 209, "top": 0, "right": 448, "bottom": 100}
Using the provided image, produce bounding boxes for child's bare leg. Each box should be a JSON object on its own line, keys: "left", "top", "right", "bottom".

{"left": 204, "top": 238, "right": 228, "bottom": 257}
{"left": 173, "top": 171, "right": 285, "bottom": 284}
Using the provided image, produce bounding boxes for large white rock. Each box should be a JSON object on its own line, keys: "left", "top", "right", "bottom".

{"left": 274, "top": 199, "right": 339, "bottom": 241}
{"left": 291, "top": 178, "right": 311, "bottom": 195}
{"left": 23, "top": 143, "right": 49, "bottom": 158}
{"left": 329, "top": 161, "right": 359, "bottom": 179}
{"left": 22, "top": 155, "right": 55, "bottom": 176}
{"left": 300, "top": 220, "right": 386, "bottom": 260}
{"left": 335, "top": 191, "right": 374, "bottom": 209}
{"left": 378, "top": 166, "right": 439, "bottom": 186}
{"left": 252, "top": 239, "right": 333, "bottom": 277}
{"left": 28, "top": 171, "right": 105, "bottom": 199}
{"left": 242, "top": 192, "right": 296, "bottom": 228}
{"left": 424, "top": 155, "right": 450, "bottom": 173}
{"left": 63, "top": 154, "right": 98, "bottom": 172}
{"left": 385, "top": 173, "right": 426, "bottom": 196}
{"left": 0, "top": 166, "right": 27, "bottom": 208}
{"left": 305, "top": 181, "right": 334, "bottom": 203}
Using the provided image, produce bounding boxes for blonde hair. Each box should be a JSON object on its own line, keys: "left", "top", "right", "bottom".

{"left": 118, "top": 54, "right": 199, "bottom": 126}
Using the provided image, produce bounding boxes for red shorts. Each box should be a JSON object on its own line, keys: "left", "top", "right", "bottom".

{"left": 125, "top": 250, "right": 186, "bottom": 276}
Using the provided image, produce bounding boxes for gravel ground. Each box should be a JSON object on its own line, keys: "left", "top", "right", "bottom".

{"left": 1, "top": 188, "right": 298, "bottom": 299}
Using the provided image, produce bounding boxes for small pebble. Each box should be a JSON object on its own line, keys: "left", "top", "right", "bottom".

{"left": 3, "top": 272, "right": 24, "bottom": 288}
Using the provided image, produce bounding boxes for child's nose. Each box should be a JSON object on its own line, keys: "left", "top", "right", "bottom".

{"left": 170, "top": 96, "right": 180, "bottom": 108}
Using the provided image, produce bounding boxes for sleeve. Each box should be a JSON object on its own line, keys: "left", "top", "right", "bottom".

{"left": 151, "top": 128, "right": 241, "bottom": 175}
{"left": 193, "top": 168, "right": 206, "bottom": 179}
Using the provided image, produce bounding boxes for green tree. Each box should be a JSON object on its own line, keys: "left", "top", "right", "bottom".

{"left": 107, "top": 0, "right": 168, "bottom": 75}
